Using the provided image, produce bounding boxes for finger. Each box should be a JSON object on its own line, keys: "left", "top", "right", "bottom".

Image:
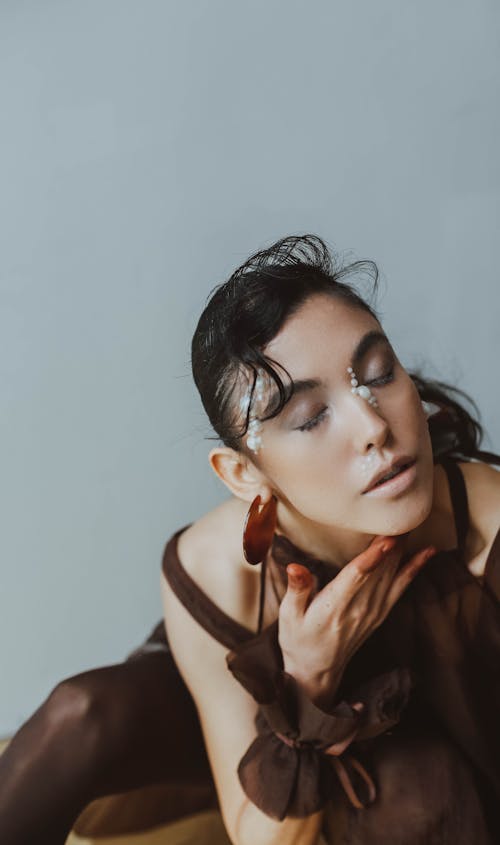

{"left": 309, "top": 535, "right": 402, "bottom": 616}
{"left": 351, "top": 534, "right": 401, "bottom": 575}
{"left": 282, "top": 563, "right": 315, "bottom": 617}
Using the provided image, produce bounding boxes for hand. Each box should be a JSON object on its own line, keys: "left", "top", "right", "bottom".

{"left": 278, "top": 534, "right": 436, "bottom": 702}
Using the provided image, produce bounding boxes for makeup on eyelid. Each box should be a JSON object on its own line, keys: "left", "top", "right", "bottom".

{"left": 294, "top": 362, "right": 396, "bottom": 432}
{"left": 260, "top": 334, "right": 396, "bottom": 428}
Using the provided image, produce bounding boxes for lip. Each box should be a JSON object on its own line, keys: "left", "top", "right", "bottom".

{"left": 362, "top": 456, "right": 417, "bottom": 495}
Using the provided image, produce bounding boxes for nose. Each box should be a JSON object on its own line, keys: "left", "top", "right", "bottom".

{"left": 348, "top": 391, "right": 390, "bottom": 454}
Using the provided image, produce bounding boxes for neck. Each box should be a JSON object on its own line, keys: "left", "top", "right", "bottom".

{"left": 274, "top": 463, "right": 456, "bottom": 571}
{"left": 275, "top": 513, "right": 380, "bottom": 570}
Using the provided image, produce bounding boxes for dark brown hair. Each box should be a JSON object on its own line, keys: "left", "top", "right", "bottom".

{"left": 191, "top": 234, "right": 484, "bottom": 460}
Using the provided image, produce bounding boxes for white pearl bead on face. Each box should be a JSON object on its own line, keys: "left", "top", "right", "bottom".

{"left": 347, "top": 366, "right": 378, "bottom": 410}
{"left": 361, "top": 449, "right": 380, "bottom": 473}
{"left": 241, "top": 369, "right": 267, "bottom": 454}
{"left": 346, "top": 367, "right": 382, "bottom": 472}
{"left": 239, "top": 393, "right": 251, "bottom": 413}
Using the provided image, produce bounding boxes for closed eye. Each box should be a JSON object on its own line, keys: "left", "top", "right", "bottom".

{"left": 367, "top": 367, "right": 395, "bottom": 387}
{"left": 297, "top": 368, "right": 395, "bottom": 433}
{"left": 297, "top": 407, "right": 329, "bottom": 432}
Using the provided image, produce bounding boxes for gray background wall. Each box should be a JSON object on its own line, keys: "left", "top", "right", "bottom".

{"left": 1, "top": 0, "right": 499, "bottom": 736}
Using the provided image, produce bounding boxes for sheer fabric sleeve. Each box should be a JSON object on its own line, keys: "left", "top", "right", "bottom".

{"left": 226, "top": 620, "right": 414, "bottom": 820}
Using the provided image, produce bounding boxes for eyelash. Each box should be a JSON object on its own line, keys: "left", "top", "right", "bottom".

{"left": 297, "top": 367, "right": 395, "bottom": 433}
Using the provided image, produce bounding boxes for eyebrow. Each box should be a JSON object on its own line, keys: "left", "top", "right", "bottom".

{"left": 263, "top": 330, "right": 390, "bottom": 415}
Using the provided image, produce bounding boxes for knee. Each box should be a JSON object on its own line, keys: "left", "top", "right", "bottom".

{"left": 45, "top": 676, "right": 104, "bottom": 764}
{"left": 47, "top": 663, "right": 149, "bottom": 773}
{"left": 48, "top": 678, "right": 96, "bottom": 722}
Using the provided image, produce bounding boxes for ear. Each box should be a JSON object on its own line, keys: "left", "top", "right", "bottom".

{"left": 208, "top": 446, "right": 271, "bottom": 503}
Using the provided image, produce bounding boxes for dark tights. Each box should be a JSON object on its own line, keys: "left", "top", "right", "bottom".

{"left": 0, "top": 624, "right": 216, "bottom": 845}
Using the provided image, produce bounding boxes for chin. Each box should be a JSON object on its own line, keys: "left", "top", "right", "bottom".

{"left": 379, "top": 479, "right": 434, "bottom": 537}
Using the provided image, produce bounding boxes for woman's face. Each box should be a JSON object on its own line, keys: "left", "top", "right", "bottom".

{"left": 248, "top": 293, "right": 435, "bottom": 548}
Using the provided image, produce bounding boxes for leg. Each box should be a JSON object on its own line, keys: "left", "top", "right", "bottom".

{"left": 0, "top": 679, "right": 103, "bottom": 844}
{"left": 0, "top": 623, "right": 216, "bottom": 844}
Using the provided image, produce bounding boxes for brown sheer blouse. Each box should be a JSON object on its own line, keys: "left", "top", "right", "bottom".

{"left": 162, "top": 453, "right": 500, "bottom": 844}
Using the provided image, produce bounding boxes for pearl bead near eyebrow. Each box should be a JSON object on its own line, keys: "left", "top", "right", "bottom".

{"left": 347, "top": 366, "right": 379, "bottom": 408}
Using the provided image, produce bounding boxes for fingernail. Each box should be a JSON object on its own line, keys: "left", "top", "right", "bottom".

{"left": 379, "top": 537, "right": 397, "bottom": 554}
{"left": 289, "top": 575, "right": 307, "bottom": 589}
{"left": 287, "top": 565, "right": 306, "bottom": 586}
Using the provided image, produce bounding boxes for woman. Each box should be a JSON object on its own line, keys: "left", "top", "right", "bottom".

{"left": 1, "top": 235, "right": 499, "bottom": 844}
{"left": 160, "top": 234, "right": 500, "bottom": 843}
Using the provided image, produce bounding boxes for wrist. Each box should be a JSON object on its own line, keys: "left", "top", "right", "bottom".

{"left": 283, "top": 664, "right": 345, "bottom": 709}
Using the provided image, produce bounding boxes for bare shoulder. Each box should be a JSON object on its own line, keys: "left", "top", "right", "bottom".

{"left": 458, "top": 459, "right": 500, "bottom": 529}
{"left": 159, "top": 494, "right": 262, "bottom": 704}
{"left": 457, "top": 459, "right": 500, "bottom": 578}
{"left": 178, "top": 496, "right": 263, "bottom": 631}
{"left": 169, "top": 495, "right": 262, "bottom": 633}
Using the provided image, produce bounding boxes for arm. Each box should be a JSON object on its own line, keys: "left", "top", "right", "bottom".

{"left": 160, "top": 572, "right": 325, "bottom": 845}
{"left": 161, "top": 531, "right": 434, "bottom": 842}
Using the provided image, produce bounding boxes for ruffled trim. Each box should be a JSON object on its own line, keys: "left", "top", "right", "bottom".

{"left": 226, "top": 621, "right": 414, "bottom": 820}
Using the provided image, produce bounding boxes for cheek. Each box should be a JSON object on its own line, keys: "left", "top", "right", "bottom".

{"left": 268, "top": 441, "right": 350, "bottom": 491}
{"left": 399, "top": 376, "right": 426, "bottom": 427}
{"left": 402, "top": 381, "right": 434, "bottom": 464}
{"left": 262, "top": 446, "right": 337, "bottom": 490}
{"left": 260, "top": 443, "right": 350, "bottom": 512}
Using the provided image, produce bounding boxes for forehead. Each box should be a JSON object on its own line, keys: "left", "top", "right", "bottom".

{"left": 263, "top": 294, "right": 381, "bottom": 371}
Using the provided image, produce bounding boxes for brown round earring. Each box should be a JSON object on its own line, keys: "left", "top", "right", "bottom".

{"left": 242, "top": 494, "right": 278, "bottom": 565}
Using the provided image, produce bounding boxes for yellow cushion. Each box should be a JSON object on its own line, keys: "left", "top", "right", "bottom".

{"left": 66, "top": 809, "right": 231, "bottom": 844}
